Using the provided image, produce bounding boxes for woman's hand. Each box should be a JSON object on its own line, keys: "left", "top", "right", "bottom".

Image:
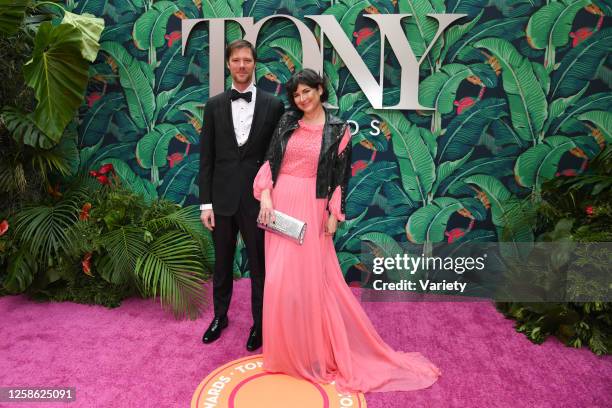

{"left": 325, "top": 214, "right": 338, "bottom": 236}
{"left": 258, "top": 189, "right": 275, "bottom": 225}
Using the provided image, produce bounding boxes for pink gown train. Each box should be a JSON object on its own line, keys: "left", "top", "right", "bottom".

{"left": 253, "top": 119, "right": 441, "bottom": 393}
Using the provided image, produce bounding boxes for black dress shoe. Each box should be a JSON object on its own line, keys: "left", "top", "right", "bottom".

{"left": 246, "top": 326, "right": 262, "bottom": 351}
{"left": 202, "top": 316, "right": 228, "bottom": 344}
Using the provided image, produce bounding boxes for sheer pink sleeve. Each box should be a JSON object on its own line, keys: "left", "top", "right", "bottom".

{"left": 253, "top": 161, "right": 273, "bottom": 201}
{"left": 328, "top": 128, "right": 352, "bottom": 221}
{"left": 338, "top": 127, "right": 351, "bottom": 155}
{"left": 328, "top": 186, "right": 345, "bottom": 221}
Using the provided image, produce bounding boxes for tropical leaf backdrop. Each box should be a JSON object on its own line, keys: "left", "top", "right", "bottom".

{"left": 69, "top": 0, "right": 611, "bottom": 279}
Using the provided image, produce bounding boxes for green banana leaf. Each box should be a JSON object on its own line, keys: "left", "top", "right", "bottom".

{"left": 514, "top": 135, "right": 579, "bottom": 188}
{"left": 550, "top": 28, "right": 612, "bottom": 100}
{"left": 345, "top": 161, "right": 398, "bottom": 217}
{"left": 338, "top": 216, "right": 407, "bottom": 252}
{"left": 133, "top": 1, "right": 178, "bottom": 51}
{"left": 92, "top": 142, "right": 136, "bottom": 167}
{"left": 438, "top": 10, "right": 483, "bottom": 63}
{"left": 202, "top": 0, "right": 242, "bottom": 42}
{"left": 97, "top": 157, "right": 158, "bottom": 203}
{"left": 245, "top": 0, "right": 282, "bottom": 20}
{"left": 459, "top": 197, "right": 487, "bottom": 221}
{"left": 155, "top": 43, "right": 191, "bottom": 93}
{"left": 525, "top": 0, "right": 588, "bottom": 50}
{"left": 136, "top": 124, "right": 182, "bottom": 169}
{"left": 419, "top": 63, "right": 477, "bottom": 114}
{"left": 437, "top": 157, "right": 515, "bottom": 197}
{"left": 399, "top": 0, "right": 439, "bottom": 69}
{"left": 100, "top": 18, "right": 133, "bottom": 43}
{"left": 543, "top": 85, "right": 588, "bottom": 134}
{"left": 111, "top": 110, "right": 142, "bottom": 143}
{"left": 437, "top": 98, "right": 507, "bottom": 162}
{"left": 322, "top": 0, "right": 371, "bottom": 38}
{"left": 23, "top": 22, "right": 89, "bottom": 142}
{"left": 447, "top": 17, "right": 528, "bottom": 63}
{"left": 0, "top": 0, "right": 30, "bottom": 35}
{"left": 577, "top": 111, "right": 612, "bottom": 143}
{"left": 100, "top": 41, "right": 156, "bottom": 130}
{"left": 360, "top": 232, "right": 405, "bottom": 281}
{"left": 74, "top": 0, "right": 108, "bottom": 15}
{"left": 406, "top": 197, "right": 465, "bottom": 244}
{"left": 431, "top": 149, "right": 473, "bottom": 197}
{"left": 490, "top": 118, "right": 526, "bottom": 148}
{"left": 549, "top": 92, "right": 612, "bottom": 135}
{"left": 337, "top": 252, "right": 361, "bottom": 276}
{"left": 462, "top": 174, "right": 533, "bottom": 242}
{"left": 158, "top": 85, "right": 208, "bottom": 124}
{"left": 447, "top": 0, "right": 489, "bottom": 18}
{"left": 474, "top": 38, "right": 548, "bottom": 144}
{"left": 269, "top": 37, "right": 303, "bottom": 72}
{"left": 158, "top": 154, "right": 200, "bottom": 205}
{"left": 377, "top": 181, "right": 418, "bottom": 217}
{"left": 370, "top": 110, "right": 436, "bottom": 205}
{"left": 79, "top": 92, "right": 124, "bottom": 146}
{"left": 174, "top": 0, "right": 200, "bottom": 18}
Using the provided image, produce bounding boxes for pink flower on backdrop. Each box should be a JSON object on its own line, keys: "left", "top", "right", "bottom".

{"left": 569, "top": 28, "right": 593, "bottom": 47}
{"left": 351, "top": 160, "right": 368, "bottom": 177}
{"left": 353, "top": 28, "right": 375, "bottom": 46}
{"left": 167, "top": 153, "right": 184, "bottom": 168}
{"left": 454, "top": 97, "right": 476, "bottom": 115}
{"left": 165, "top": 31, "right": 182, "bottom": 47}
{"left": 0, "top": 220, "right": 8, "bottom": 236}
{"left": 86, "top": 92, "right": 102, "bottom": 108}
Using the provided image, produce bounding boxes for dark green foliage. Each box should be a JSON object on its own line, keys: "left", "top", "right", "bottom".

{"left": 497, "top": 146, "right": 612, "bottom": 355}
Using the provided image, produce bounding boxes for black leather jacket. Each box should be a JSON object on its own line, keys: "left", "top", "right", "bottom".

{"left": 265, "top": 109, "right": 351, "bottom": 215}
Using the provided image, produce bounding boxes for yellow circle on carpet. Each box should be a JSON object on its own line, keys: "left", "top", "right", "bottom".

{"left": 191, "top": 355, "right": 367, "bottom": 408}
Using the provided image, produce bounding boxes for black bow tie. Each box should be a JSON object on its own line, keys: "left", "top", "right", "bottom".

{"left": 230, "top": 89, "right": 252, "bottom": 103}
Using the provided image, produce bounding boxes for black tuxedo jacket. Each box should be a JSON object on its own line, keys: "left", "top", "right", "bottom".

{"left": 199, "top": 88, "right": 285, "bottom": 216}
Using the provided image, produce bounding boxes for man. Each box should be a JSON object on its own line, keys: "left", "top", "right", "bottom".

{"left": 199, "top": 39, "right": 284, "bottom": 351}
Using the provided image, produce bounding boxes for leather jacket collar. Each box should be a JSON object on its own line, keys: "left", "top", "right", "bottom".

{"left": 265, "top": 108, "right": 351, "bottom": 212}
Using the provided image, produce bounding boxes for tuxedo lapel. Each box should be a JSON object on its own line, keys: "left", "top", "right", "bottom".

{"left": 222, "top": 90, "right": 239, "bottom": 150}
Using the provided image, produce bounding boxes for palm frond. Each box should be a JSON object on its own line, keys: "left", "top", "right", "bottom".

{"left": 97, "top": 226, "right": 148, "bottom": 285}
{"left": 145, "top": 205, "right": 215, "bottom": 271}
{"left": 13, "top": 193, "right": 81, "bottom": 260}
{"left": 135, "top": 231, "right": 207, "bottom": 319}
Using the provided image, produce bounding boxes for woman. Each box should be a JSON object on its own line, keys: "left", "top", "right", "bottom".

{"left": 253, "top": 69, "right": 440, "bottom": 393}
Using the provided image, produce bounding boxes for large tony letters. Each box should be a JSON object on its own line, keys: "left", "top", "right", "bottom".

{"left": 182, "top": 13, "right": 465, "bottom": 110}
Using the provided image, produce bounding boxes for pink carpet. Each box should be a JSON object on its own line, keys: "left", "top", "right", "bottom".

{"left": 1, "top": 279, "right": 610, "bottom": 407}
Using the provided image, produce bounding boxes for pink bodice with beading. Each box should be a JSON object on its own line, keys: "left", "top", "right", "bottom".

{"left": 278, "top": 120, "right": 324, "bottom": 178}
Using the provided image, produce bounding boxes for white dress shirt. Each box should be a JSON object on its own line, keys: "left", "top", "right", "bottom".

{"left": 201, "top": 83, "right": 257, "bottom": 211}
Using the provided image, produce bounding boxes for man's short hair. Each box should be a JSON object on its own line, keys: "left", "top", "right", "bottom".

{"left": 225, "top": 39, "right": 257, "bottom": 62}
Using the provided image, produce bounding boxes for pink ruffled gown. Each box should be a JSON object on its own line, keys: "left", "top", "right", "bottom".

{"left": 253, "top": 119, "right": 441, "bottom": 393}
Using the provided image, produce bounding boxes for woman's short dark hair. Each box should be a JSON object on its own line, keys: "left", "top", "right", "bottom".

{"left": 225, "top": 39, "right": 257, "bottom": 62}
{"left": 285, "top": 69, "right": 329, "bottom": 111}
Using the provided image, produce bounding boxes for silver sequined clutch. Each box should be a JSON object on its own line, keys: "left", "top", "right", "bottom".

{"left": 257, "top": 209, "right": 307, "bottom": 245}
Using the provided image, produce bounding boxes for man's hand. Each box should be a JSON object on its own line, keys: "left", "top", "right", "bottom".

{"left": 201, "top": 209, "right": 215, "bottom": 231}
{"left": 325, "top": 214, "right": 338, "bottom": 236}
{"left": 258, "top": 189, "right": 275, "bottom": 226}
